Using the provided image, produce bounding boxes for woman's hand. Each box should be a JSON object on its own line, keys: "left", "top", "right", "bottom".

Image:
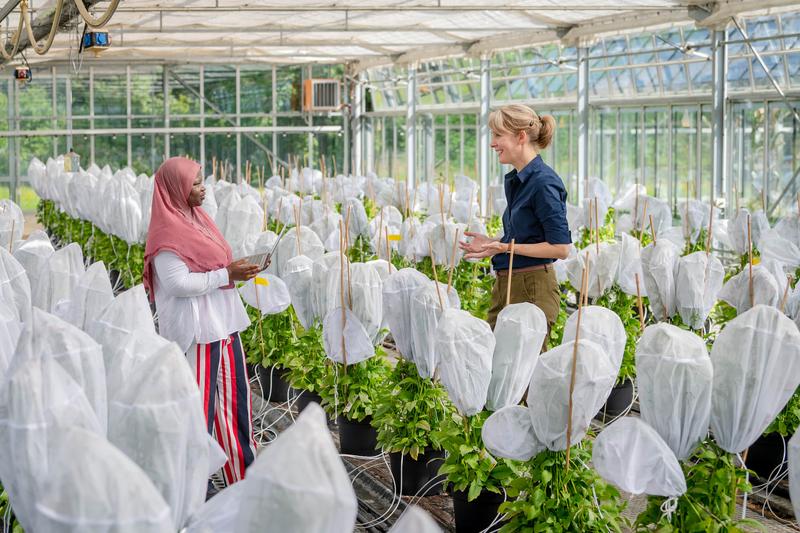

{"left": 464, "top": 240, "right": 509, "bottom": 260}
{"left": 459, "top": 231, "right": 494, "bottom": 254}
{"left": 227, "top": 259, "right": 260, "bottom": 281}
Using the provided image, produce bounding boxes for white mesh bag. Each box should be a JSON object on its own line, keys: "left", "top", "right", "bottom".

{"left": 728, "top": 208, "right": 770, "bottom": 255}
{"left": 343, "top": 197, "right": 370, "bottom": 240}
{"left": 389, "top": 506, "right": 442, "bottom": 533}
{"left": 399, "top": 217, "right": 424, "bottom": 262}
{"left": 223, "top": 195, "right": 265, "bottom": 258}
{"left": 283, "top": 255, "right": 315, "bottom": 328}
{"left": 0, "top": 247, "right": 31, "bottom": 323}
{"left": 710, "top": 305, "right": 800, "bottom": 454}
{"left": 240, "top": 231, "right": 278, "bottom": 267}
{"left": 185, "top": 481, "right": 245, "bottom": 533}
{"left": 435, "top": 308, "right": 494, "bottom": 416}
{"left": 678, "top": 199, "right": 711, "bottom": 244}
{"left": 322, "top": 307, "right": 375, "bottom": 365}
{"left": 562, "top": 305, "right": 625, "bottom": 372}
{"left": 239, "top": 272, "right": 291, "bottom": 315}
{"left": 675, "top": 252, "right": 725, "bottom": 330}
{"left": 310, "top": 212, "right": 342, "bottom": 249}
{"left": 57, "top": 261, "right": 114, "bottom": 331}
{"left": 427, "top": 222, "right": 465, "bottom": 268}
{"left": 0, "top": 303, "right": 21, "bottom": 377}
{"left": 214, "top": 189, "right": 241, "bottom": 238}
{"left": 775, "top": 215, "right": 800, "bottom": 249}
{"left": 108, "top": 338, "right": 208, "bottom": 529}
{"left": 718, "top": 265, "right": 780, "bottom": 313}
{"left": 13, "top": 230, "right": 54, "bottom": 307}
{"left": 366, "top": 259, "right": 392, "bottom": 282}
{"left": 636, "top": 323, "right": 712, "bottom": 461}
{"left": 593, "top": 417, "right": 686, "bottom": 497}
{"left": 616, "top": 233, "right": 648, "bottom": 297}
{"left": 382, "top": 268, "right": 430, "bottom": 361}
{"left": 234, "top": 403, "right": 358, "bottom": 533}
{"left": 35, "top": 242, "right": 85, "bottom": 313}
{"left": 527, "top": 339, "right": 616, "bottom": 451}
{"left": 481, "top": 404, "right": 544, "bottom": 461}
{"left": 274, "top": 226, "right": 325, "bottom": 277}
{"left": 103, "top": 177, "right": 144, "bottom": 244}
{"left": 660, "top": 227, "right": 686, "bottom": 251}
{"left": 349, "top": 262, "right": 385, "bottom": 344}
{"left": 641, "top": 240, "right": 680, "bottom": 321}
{"left": 632, "top": 195, "right": 672, "bottom": 234}
{"left": 323, "top": 256, "right": 353, "bottom": 323}
{"left": 486, "top": 303, "right": 548, "bottom": 411}
{"left": 612, "top": 184, "right": 647, "bottom": 212}
{"left": 35, "top": 426, "right": 172, "bottom": 533}
{"left": 0, "top": 199, "right": 24, "bottom": 249}
{"left": 759, "top": 229, "right": 800, "bottom": 271}
{"left": 410, "top": 281, "right": 461, "bottom": 379}
{"left": 790, "top": 429, "right": 800, "bottom": 524}
{"left": 311, "top": 252, "right": 344, "bottom": 323}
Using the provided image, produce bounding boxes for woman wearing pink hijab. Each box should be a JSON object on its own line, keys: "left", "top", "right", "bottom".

{"left": 144, "top": 157, "right": 260, "bottom": 494}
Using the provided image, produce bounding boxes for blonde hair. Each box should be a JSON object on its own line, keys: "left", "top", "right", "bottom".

{"left": 488, "top": 104, "right": 555, "bottom": 151}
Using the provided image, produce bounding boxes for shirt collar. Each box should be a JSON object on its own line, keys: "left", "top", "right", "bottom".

{"left": 504, "top": 154, "right": 542, "bottom": 184}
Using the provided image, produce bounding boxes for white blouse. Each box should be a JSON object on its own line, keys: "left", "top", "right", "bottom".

{"left": 152, "top": 251, "right": 251, "bottom": 353}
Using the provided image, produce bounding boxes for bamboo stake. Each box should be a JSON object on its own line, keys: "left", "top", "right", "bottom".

{"left": 294, "top": 206, "right": 303, "bottom": 256}
{"left": 338, "top": 220, "right": 348, "bottom": 374}
{"left": 447, "top": 228, "right": 461, "bottom": 295}
{"left": 780, "top": 275, "right": 792, "bottom": 313}
{"left": 649, "top": 214, "right": 657, "bottom": 246}
{"left": 634, "top": 273, "right": 645, "bottom": 331}
{"left": 638, "top": 198, "right": 649, "bottom": 246}
{"left": 566, "top": 253, "right": 590, "bottom": 471}
{"left": 761, "top": 188, "right": 766, "bottom": 212}
{"left": 747, "top": 214, "right": 754, "bottom": 308}
{"left": 594, "top": 196, "right": 600, "bottom": 254}
{"left": 332, "top": 154, "right": 338, "bottom": 177}
{"left": 447, "top": 184, "right": 454, "bottom": 218}
{"left": 377, "top": 208, "right": 384, "bottom": 259}
{"left": 428, "top": 238, "right": 444, "bottom": 311}
{"left": 505, "top": 239, "right": 516, "bottom": 307}
{"left": 385, "top": 227, "right": 393, "bottom": 272}
{"left": 8, "top": 220, "right": 14, "bottom": 251}
{"left": 706, "top": 203, "right": 715, "bottom": 256}
{"left": 345, "top": 205, "right": 353, "bottom": 252}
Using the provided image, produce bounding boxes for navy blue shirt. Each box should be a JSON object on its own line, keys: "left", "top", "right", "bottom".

{"left": 491, "top": 155, "right": 571, "bottom": 271}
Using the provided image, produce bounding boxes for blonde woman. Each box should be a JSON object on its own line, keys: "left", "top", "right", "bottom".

{"left": 460, "top": 104, "right": 571, "bottom": 336}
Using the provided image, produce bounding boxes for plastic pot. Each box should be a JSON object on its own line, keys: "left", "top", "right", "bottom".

{"left": 256, "top": 365, "right": 293, "bottom": 403}
{"left": 337, "top": 414, "right": 378, "bottom": 456}
{"left": 747, "top": 433, "right": 786, "bottom": 480}
{"left": 596, "top": 378, "right": 634, "bottom": 421}
{"left": 293, "top": 390, "right": 322, "bottom": 414}
{"left": 451, "top": 488, "right": 505, "bottom": 533}
{"left": 389, "top": 448, "right": 445, "bottom": 496}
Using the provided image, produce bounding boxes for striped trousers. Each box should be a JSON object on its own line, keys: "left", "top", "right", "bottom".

{"left": 187, "top": 332, "right": 257, "bottom": 485}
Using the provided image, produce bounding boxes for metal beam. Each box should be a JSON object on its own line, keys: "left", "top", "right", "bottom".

{"left": 111, "top": 4, "right": 687, "bottom": 14}
{"left": 352, "top": 71, "right": 364, "bottom": 176}
{"left": 478, "top": 54, "right": 491, "bottom": 216}
{"left": 577, "top": 45, "right": 590, "bottom": 204}
{"left": 711, "top": 29, "right": 727, "bottom": 203}
{"left": 0, "top": 125, "right": 343, "bottom": 138}
{"left": 699, "top": 0, "right": 800, "bottom": 27}
{"left": 0, "top": 0, "right": 21, "bottom": 22}
{"left": 406, "top": 63, "right": 417, "bottom": 190}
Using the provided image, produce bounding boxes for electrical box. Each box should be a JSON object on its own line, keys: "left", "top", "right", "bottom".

{"left": 302, "top": 79, "right": 340, "bottom": 112}
{"left": 13, "top": 66, "right": 30, "bottom": 81}
{"left": 83, "top": 31, "right": 111, "bottom": 51}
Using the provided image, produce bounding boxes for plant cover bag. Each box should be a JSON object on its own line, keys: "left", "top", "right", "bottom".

{"left": 389, "top": 506, "right": 443, "bottom": 533}
{"left": 636, "top": 323, "right": 712, "bottom": 461}
{"left": 710, "top": 305, "right": 800, "bottom": 454}
{"left": 486, "top": 302, "right": 548, "bottom": 411}
{"left": 239, "top": 272, "right": 291, "bottom": 315}
{"left": 615, "top": 233, "right": 648, "bottom": 298}
{"left": 775, "top": 214, "right": 800, "bottom": 249}
{"left": 675, "top": 252, "right": 725, "bottom": 330}
{"left": 727, "top": 208, "right": 770, "bottom": 255}
{"left": 759, "top": 228, "right": 800, "bottom": 272}
{"left": 678, "top": 199, "right": 711, "bottom": 245}
{"left": 718, "top": 265, "right": 780, "bottom": 313}
{"left": 103, "top": 176, "right": 144, "bottom": 244}
{"left": 343, "top": 197, "right": 370, "bottom": 240}
{"left": 640, "top": 239, "right": 680, "bottom": 321}
{"left": 322, "top": 306, "right": 375, "bottom": 365}
{"left": 409, "top": 280, "right": 461, "bottom": 379}
{"left": 107, "top": 337, "right": 208, "bottom": 529}
{"left": 35, "top": 426, "right": 172, "bottom": 533}
{"left": 562, "top": 305, "right": 625, "bottom": 373}
{"left": 0, "top": 247, "right": 32, "bottom": 323}
{"left": 382, "top": 268, "right": 430, "bottom": 361}
{"left": 282, "top": 255, "right": 315, "bottom": 329}
{"left": 527, "top": 339, "right": 616, "bottom": 451}
{"left": 57, "top": 260, "right": 114, "bottom": 331}
{"left": 348, "top": 262, "right": 385, "bottom": 344}
{"left": 481, "top": 404, "right": 544, "bottom": 461}
{"left": 35, "top": 242, "right": 85, "bottom": 314}
{"left": 435, "top": 308, "right": 495, "bottom": 416}
{"left": 234, "top": 403, "right": 357, "bottom": 533}
{"left": 427, "top": 221, "right": 466, "bottom": 268}
{"left": 13, "top": 230, "right": 54, "bottom": 308}
{"left": 311, "top": 252, "right": 345, "bottom": 323}
{"left": 0, "top": 199, "right": 24, "bottom": 250}
{"left": 274, "top": 226, "right": 325, "bottom": 278}
{"left": 789, "top": 429, "right": 800, "bottom": 525}
{"left": 593, "top": 418, "right": 686, "bottom": 497}
{"left": 0, "top": 303, "right": 21, "bottom": 377}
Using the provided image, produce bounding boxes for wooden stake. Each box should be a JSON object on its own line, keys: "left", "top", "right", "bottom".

{"left": 634, "top": 273, "right": 645, "bottom": 331}
{"left": 638, "top": 198, "right": 649, "bottom": 246}
{"left": 294, "top": 206, "right": 303, "bottom": 256}
{"left": 566, "top": 253, "right": 590, "bottom": 471}
{"left": 761, "top": 188, "right": 766, "bottom": 212}
{"left": 649, "top": 214, "right": 657, "bottom": 246}
{"left": 780, "top": 275, "right": 792, "bottom": 313}
{"left": 404, "top": 182, "right": 411, "bottom": 219}
{"left": 505, "top": 239, "right": 516, "bottom": 307}
{"left": 706, "top": 202, "right": 715, "bottom": 256}
{"left": 332, "top": 154, "right": 338, "bottom": 177}
{"left": 345, "top": 205, "right": 353, "bottom": 251}
{"left": 377, "top": 208, "right": 384, "bottom": 259}
{"left": 8, "top": 219, "right": 14, "bottom": 251}
{"left": 338, "top": 219, "right": 348, "bottom": 373}
{"left": 385, "top": 227, "right": 393, "bottom": 272}
{"left": 428, "top": 239, "right": 444, "bottom": 311}
{"left": 447, "top": 228, "right": 460, "bottom": 295}
{"left": 747, "top": 213, "right": 754, "bottom": 308}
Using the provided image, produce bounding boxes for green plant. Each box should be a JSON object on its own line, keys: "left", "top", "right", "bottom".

{"left": 0, "top": 483, "right": 23, "bottom": 533}
{"left": 635, "top": 440, "right": 760, "bottom": 532}
{"left": 709, "top": 300, "right": 737, "bottom": 330}
{"left": 449, "top": 260, "right": 494, "bottom": 320}
{"left": 435, "top": 410, "right": 519, "bottom": 501}
{"left": 283, "top": 324, "right": 331, "bottom": 395}
{"left": 500, "top": 445, "right": 626, "bottom": 533}
{"left": 576, "top": 207, "right": 616, "bottom": 250}
{"left": 371, "top": 358, "right": 454, "bottom": 459}
{"left": 683, "top": 228, "right": 710, "bottom": 256}
{"left": 549, "top": 288, "right": 570, "bottom": 347}
{"left": 595, "top": 285, "right": 641, "bottom": 384}
{"left": 240, "top": 306, "right": 298, "bottom": 368}
{"left": 764, "top": 387, "right": 800, "bottom": 437}
{"left": 486, "top": 214, "right": 503, "bottom": 238}
{"left": 318, "top": 350, "right": 391, "bottom": 422}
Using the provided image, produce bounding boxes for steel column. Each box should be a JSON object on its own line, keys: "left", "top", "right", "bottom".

{"left": 712, "top": 29, "right": 727, "bottom": 203}
{"left": 352, "top": 72, "right": 364, "bottom": 177}
{"left": 577, "top": 46, "right": 590, "bottom": 203}
{"left": 406, "top": 63, "right": 417, "bottom": 189}
{"left": 478, "top": 55, "right": 491, "bottom": 216}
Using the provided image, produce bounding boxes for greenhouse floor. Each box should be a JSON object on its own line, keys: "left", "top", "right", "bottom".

{"left": 249, "top": 384, "right": 799, "bottom": 533}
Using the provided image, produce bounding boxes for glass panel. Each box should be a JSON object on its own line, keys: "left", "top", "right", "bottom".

{"left": 130, "top": 66, "right": 164, "bottom": 118}
{"left": 93, "top": 69, "right": 127, "bottom": 116}
{"left": 203, "top": 66, "right": 235, "bottom": 116}
{"left": 275, "top": 66, "right": 301, "bottom": 113}
{"left": 767, "top": 102, "right": 800, "bottom": 217}
{"left": 131, "top": 133, "right": 165, "bottom": 176}
{"left": 169, "top": 66, "right": 201, "bottom": 116}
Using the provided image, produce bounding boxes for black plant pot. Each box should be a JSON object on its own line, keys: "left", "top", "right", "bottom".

{"left": 389, "top": 449, "right": 446, "bottom": 496}
{"left": 597, "top": 378, "right": 634, "bottom": 421}
{"left": 452, "top": 488, "right": 505, "bottom": 533}
{"left": 108, "top": 269, "right": 122, "bottom": 291}
{"left": 256, "top": 365, "right": 293, "bottom": 403}
{"left": 245, "top": 362, "right": 258, "bottom": 382}
{"left": 337, "top": 414, "right": 379, "bottom": 456}
{"left": 747, "top": 433, "right": 786, "bottom": 479}
{"left": 293, "top": 390, "right": 322, "bottom": 414}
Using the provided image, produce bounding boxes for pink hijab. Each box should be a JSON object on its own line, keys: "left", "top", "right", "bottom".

{"left": 143, "top": 157, "right": 232, "bottom": 302}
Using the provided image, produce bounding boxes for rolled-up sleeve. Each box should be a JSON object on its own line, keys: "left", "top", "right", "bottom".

{"left": 532, "top": 182, "right": 572, "bottom": 245}
{"left": 153, "top": 251, "right": 229, "bottom": 298}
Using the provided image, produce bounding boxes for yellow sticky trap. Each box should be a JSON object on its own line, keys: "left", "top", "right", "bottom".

{"left": 387, "top": 234, "right": 402, "bottom": 242}
{"left": 254, "top": 276, "right": 270, "bottom": 287}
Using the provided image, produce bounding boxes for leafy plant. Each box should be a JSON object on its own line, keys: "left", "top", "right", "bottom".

{"left": 0, "top": 483, "right": 23, "bottom": 533}
{"left": 435, "top": 410, "right": 519, "bottom": 501}
{"left": 595, "top": 285, "right": 641, "bottom": 383}
{"left": 283, "top": 324, "right": 331, "bottom": 395}
{"left": 576, "top": 207, "right": 616, "bottom": 250}
{"left": 635, "top": 440, "right": 759, "bottom": 532}
{"left": 240, "top": 306, "right": 298, "bottom": 369}
{"left": 549, "top": 288, "right": 570, "bottom": 347}
{"left": 371, "top": 359, "right": 454, "bottom": 459}
{"left": 318, "top": 350, "right": 391, "bottom": 422}
{"left": 683, "top": 228, "right": 710, "bottom": 256}
{"left": 764, "top": 387, "right": 800, "bottom": 437}
{"left": 500, "top": 445, "right": 626, "bottom": 533}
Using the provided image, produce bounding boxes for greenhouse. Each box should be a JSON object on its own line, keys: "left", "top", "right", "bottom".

{"left": 1, "top": 0, "right": 800, "bottom": 531}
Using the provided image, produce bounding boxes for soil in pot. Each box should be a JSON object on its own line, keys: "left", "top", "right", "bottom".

{"left": 293, "top": 390, "right": 322, "bottom": 414}
{"left": 596, "top": 378, "right": 634, "bottom": 422}
{"left": 256, "top": 365, "right": 293, "bottom": 403}
{"left": 337, "top": 414, "right": 379, "bottom": 456}
{"left": 747, "top": 433, "right": 787, "bottom": 480}
{"left": 451, "top": 488, "right": 506, "bottom": 533}
{"left": 389, "top": 449, "right": 446, "bottom": 496}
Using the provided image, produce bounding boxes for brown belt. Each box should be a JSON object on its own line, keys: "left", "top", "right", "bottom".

{"left": 496, "top": 263, "right": 550, "bottom": 276}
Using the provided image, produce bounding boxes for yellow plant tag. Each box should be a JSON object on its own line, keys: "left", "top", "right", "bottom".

{"left": 752, "top": 256, "right": 761, "bottom": 265}
{"left": 254, "top": 276, "right": 269, "bottom": 287}
{"left": 387, "top": 234, "right": 402, "bottom": 241}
